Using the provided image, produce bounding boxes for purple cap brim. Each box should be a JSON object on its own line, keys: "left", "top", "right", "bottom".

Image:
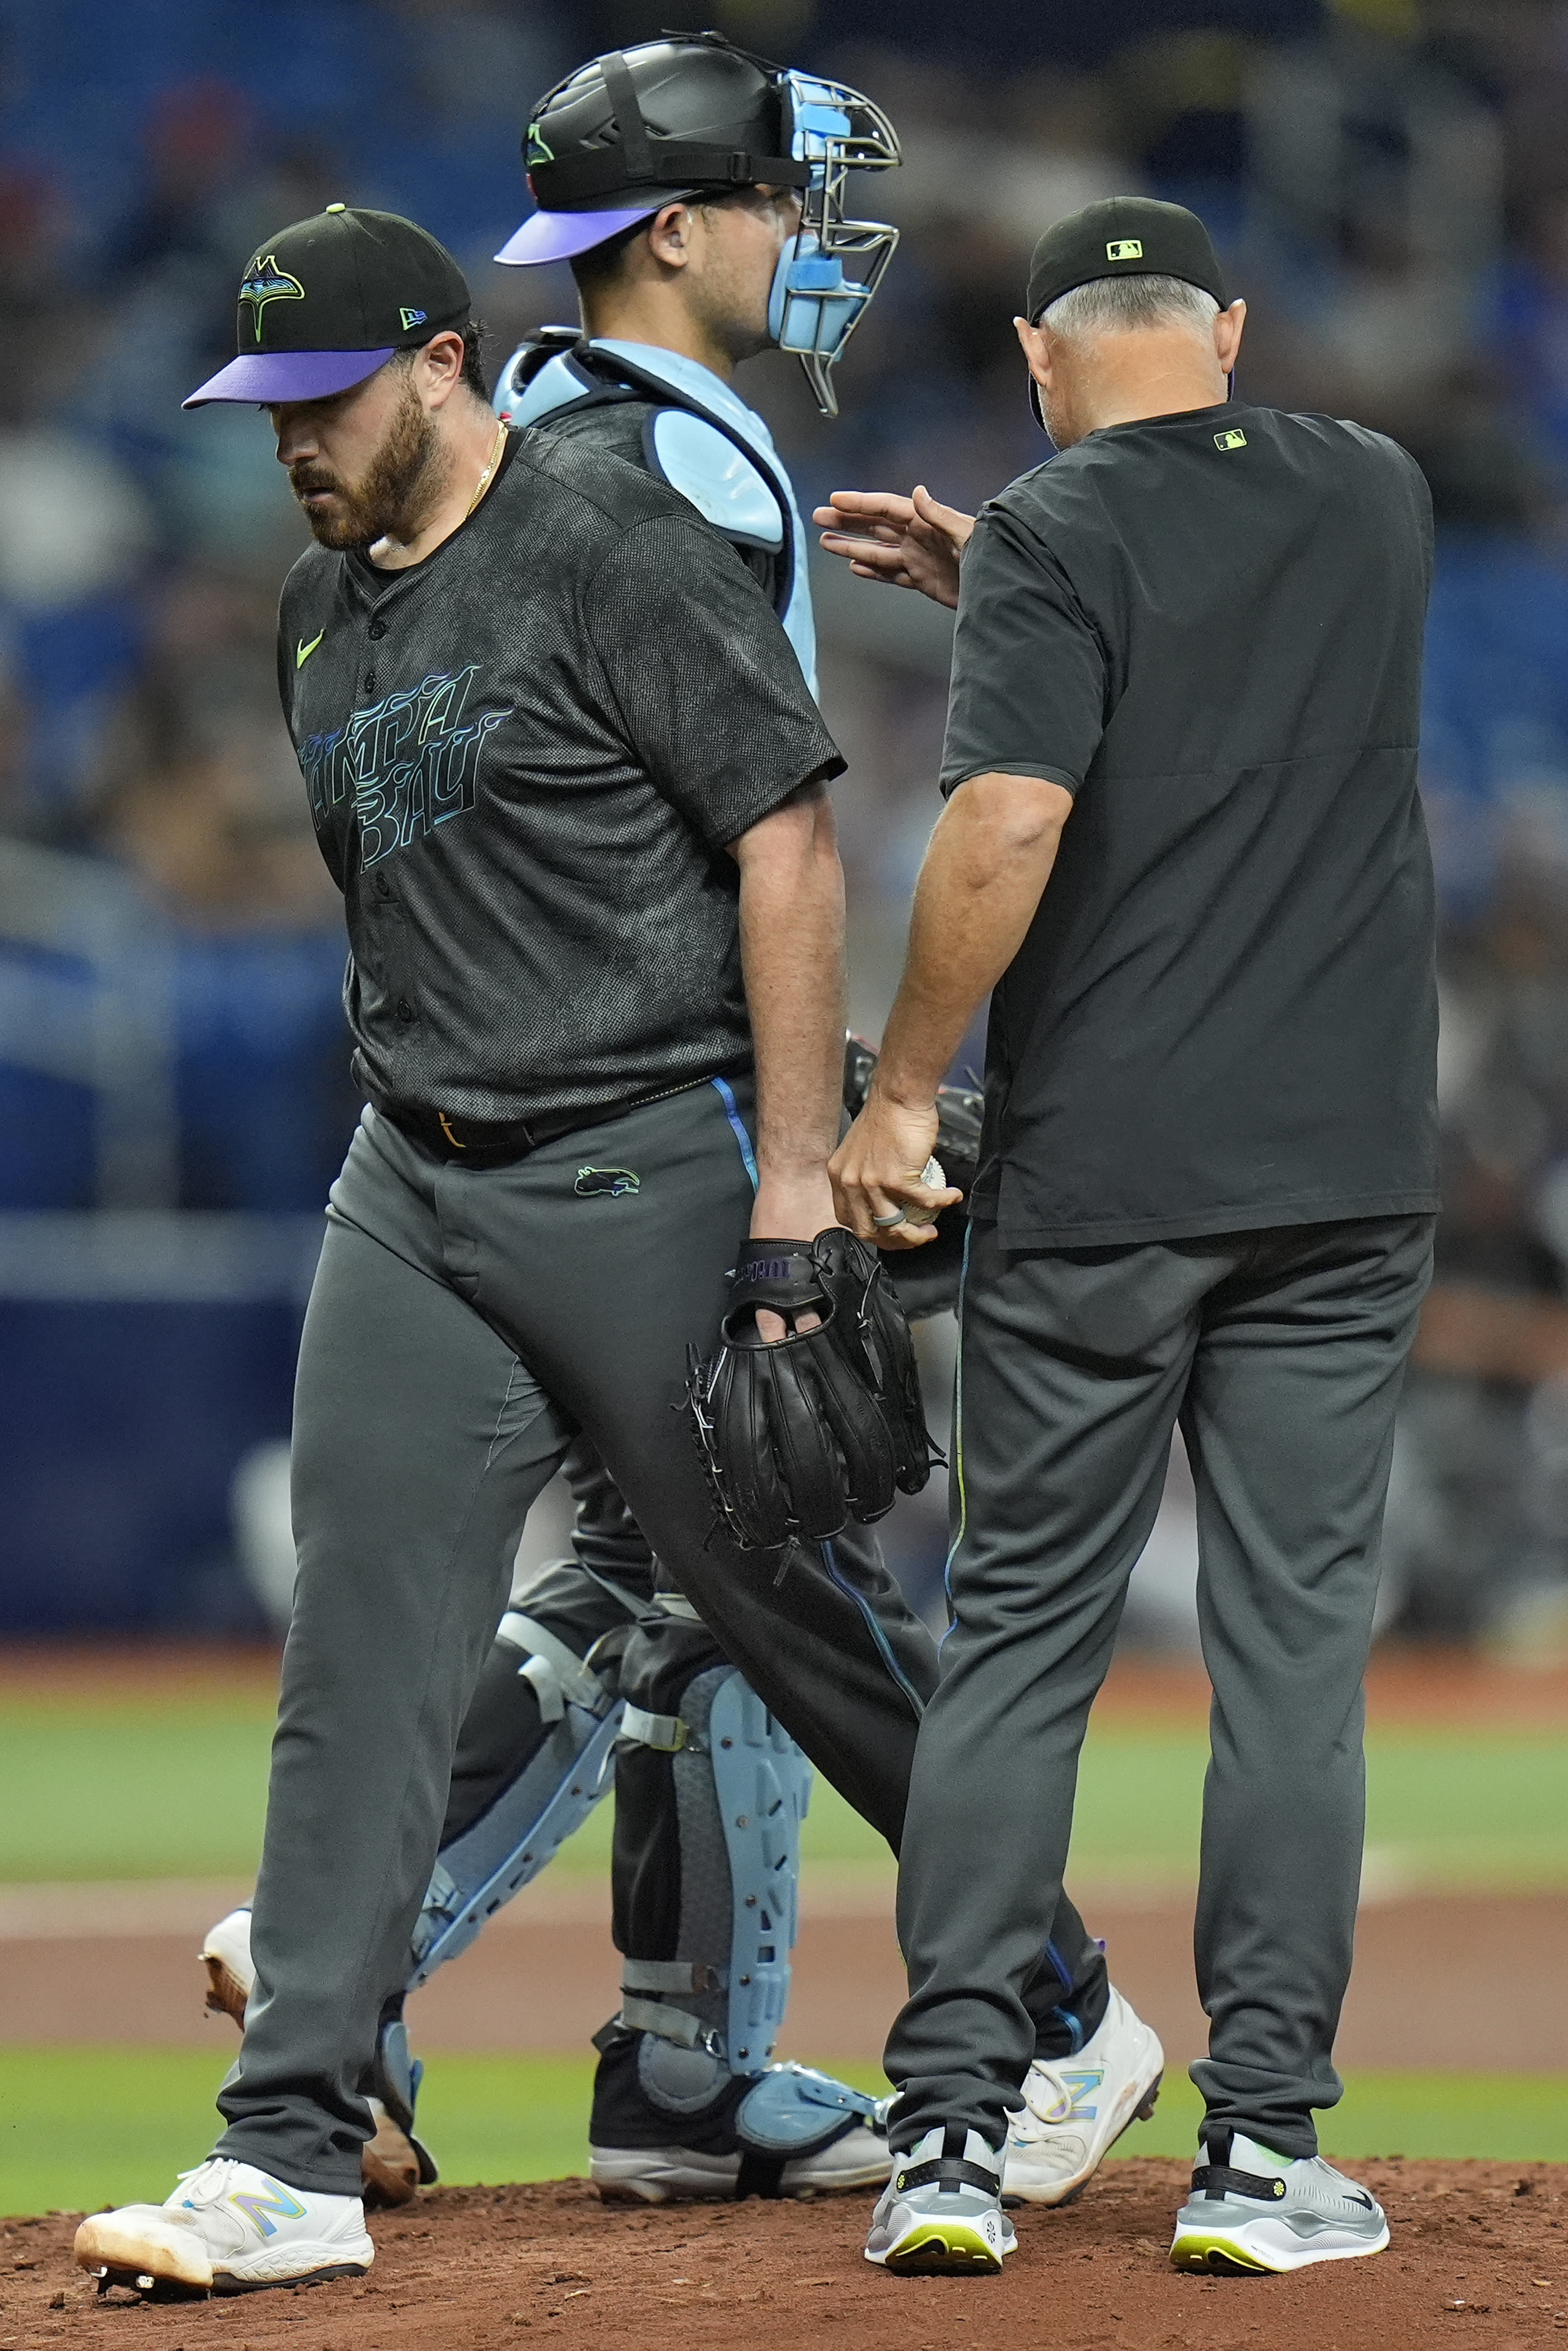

{"left": 494, "top": 204, "right": 663, "bottom": 267}
{"left": 182, "top": 348, "right": 396, "bottom": 409}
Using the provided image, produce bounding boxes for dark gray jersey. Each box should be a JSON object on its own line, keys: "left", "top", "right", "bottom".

{"left": 944, "top": 402, "right": 1438, "bottom": 1248}
{"left": 278, "top": 429, "right": 841, "bottom": 1128}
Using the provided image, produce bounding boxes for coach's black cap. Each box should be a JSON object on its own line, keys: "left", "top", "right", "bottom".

{"left": 184, "top": 205, "right": 471, "bottom": 408}
{"left": 1026, "top": 196, "right": 1229, "bottom": 327}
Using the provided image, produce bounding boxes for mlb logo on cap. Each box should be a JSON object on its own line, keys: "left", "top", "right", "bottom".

{"left": 1106, "top": 238, "right": 1144, "bottom": 260}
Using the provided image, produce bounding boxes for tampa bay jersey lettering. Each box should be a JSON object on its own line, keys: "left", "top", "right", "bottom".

{"left": 301, "top": 666, "right": 503, "bottom": 865}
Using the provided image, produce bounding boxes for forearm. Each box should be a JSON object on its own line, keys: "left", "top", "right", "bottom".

{"left": 737, "top": 787, "right": 847, "bottom": 1196}
{"left": 875, "top": 773, "right": 1073, "bottom": 1108}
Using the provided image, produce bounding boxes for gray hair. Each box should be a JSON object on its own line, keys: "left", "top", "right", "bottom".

{"left": 1042, "top": 273, "right": 1221, "bottom": 341}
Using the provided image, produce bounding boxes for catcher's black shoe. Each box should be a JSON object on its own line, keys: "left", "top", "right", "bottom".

{"left": 587, "top": 2025, "right": 892, "bottom": 2202}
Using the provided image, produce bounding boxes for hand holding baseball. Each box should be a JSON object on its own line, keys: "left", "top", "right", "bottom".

{"left": 830, "top": 1090, "right": 963, "bottom": 1248}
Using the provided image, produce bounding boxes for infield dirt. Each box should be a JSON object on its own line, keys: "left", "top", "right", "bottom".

{"left": 3, "top": 2162, "right": 1565, "bottom": 2351}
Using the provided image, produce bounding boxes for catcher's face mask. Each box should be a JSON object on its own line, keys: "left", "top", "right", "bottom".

{"left": 766, "top": 72, "right": 900, "bottom": 418}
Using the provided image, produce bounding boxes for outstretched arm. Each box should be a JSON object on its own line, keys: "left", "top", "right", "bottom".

{"left": 812, "top": 484, "right": 976, "bottom": 610}
{"left": 830, "top": 771, "right": 1073, "bottom": 1248}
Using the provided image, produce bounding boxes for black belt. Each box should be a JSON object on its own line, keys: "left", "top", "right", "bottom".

{"left": 375, "top": 1075, "right": 732, "bottom": 1169}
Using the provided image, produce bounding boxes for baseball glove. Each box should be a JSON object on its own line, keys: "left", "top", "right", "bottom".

{"left": 687, "top": 1226, "right": 939, "bottom": 1551}
{"left": 842, "top": 1037, "right": 983, "bottom": 1320}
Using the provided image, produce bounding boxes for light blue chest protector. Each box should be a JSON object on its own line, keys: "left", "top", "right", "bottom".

{"left": 498, "top": 337, "right": 820, "bottom": 698}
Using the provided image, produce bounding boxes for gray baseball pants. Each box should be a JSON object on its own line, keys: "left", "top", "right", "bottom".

{"left": 213, "top": 1081, "right": 1106, "bottom": 2192}
{"left": 886, "top": 1213, "right": 1434, "bottom": 2160}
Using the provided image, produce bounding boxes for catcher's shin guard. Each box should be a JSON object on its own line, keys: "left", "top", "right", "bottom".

{"left": 409, "top": 1608, "right": 622, "bottom": 1988}
{"left": 713, "top": 1670, "right": 809, "bottom": 2072}
{"left": 611, "top": 1664, "right": 809, "bottom": 2077}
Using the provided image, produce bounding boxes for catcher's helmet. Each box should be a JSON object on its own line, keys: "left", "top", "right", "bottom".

{"left": 495, "top": 31, "right": 900, "bottom": 417}
{"left": 520, "top": 34, "right": 804, "bottom": 219}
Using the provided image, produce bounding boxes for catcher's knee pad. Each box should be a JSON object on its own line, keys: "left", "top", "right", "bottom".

{"left": 409, "top": 1609, "right": 622, "bottom": 1990}
{"left": 615, "top": 1665, "right": 811, "bottom": 2081}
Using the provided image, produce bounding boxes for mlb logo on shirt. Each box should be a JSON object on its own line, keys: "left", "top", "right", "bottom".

{"left": 1214, "top": 429, "right": 1248, "bottom": 451}
{"left": 1106, "top": 238, "right": 1143, "bottom": 260}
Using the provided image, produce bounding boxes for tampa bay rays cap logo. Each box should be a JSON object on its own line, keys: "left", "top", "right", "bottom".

{"left": 239, "top": 252, "right": 305, "bottom": 343}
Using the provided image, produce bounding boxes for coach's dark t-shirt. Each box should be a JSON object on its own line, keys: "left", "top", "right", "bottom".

{"left": 278, "top": 430, "right": 841, "bottom": 1127}
{"left": 942, "top": 400, "right": 1439, "bottom": 1249}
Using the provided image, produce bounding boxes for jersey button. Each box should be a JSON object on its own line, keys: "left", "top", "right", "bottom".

{"left": 367, "top": 619, "right": 387, "bottom": 640}
{"left": 363, "top": 673, "right": 377, "bottom": 694}
{"left": 375, "top": 875, "right": 392, "bottom": 900}
{"left": 395, "top": 998, "right": 415, "bottom": 1024}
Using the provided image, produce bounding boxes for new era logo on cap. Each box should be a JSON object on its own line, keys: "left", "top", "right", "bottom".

{"left": 1106, "top": 238, "right": 1143, "bottom": 260}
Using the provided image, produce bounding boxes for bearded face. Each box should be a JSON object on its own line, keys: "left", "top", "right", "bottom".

{"left": 286, "top": 366, "right": 448, "bottom": 551}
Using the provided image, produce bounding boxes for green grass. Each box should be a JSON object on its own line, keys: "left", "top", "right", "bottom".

{"left": 0, "top": 1697, "right": 278, "bottom": 1884}
{"left": 6, "top": 1689, "right": 1568, "bottom": 1893}
{"left": 1063, "top": 1731, "right": 1568, "bottom": 1894}
{"left": 4, "top": 2050, "right": 1562, "bottom": 2219}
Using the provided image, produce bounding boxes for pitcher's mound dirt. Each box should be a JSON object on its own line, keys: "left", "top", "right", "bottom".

{"left": 4, "top": 2161, "right": 1564, "bottom": 2351}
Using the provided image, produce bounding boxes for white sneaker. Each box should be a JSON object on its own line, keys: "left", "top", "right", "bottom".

{"left": 1169, "top": 2129, "right": 1391, "bottom": 2274}
{"left": 74, "top": 2157, "right": 373, "bottom": 2296}
{"left": 1003, "top": 1986, "right": 1163, "bottom": 2205}
{"left": 865, "top": 2127, "right": 1017, "bottom": 2274}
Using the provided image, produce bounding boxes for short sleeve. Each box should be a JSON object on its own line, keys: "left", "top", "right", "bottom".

{"left": 940, "top": 500, "right": 1108, "bottom": 798}
{"left": 584, "top": 513, "right": 843, "bottom": 847}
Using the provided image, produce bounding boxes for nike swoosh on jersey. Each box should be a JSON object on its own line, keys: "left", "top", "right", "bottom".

{"left": 296, "top": 630, "right": 325, "bottom": 669}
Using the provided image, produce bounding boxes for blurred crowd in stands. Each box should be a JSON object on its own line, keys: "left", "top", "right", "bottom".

{"left": 8, "top": 0, "right": 1568, "bottom": 1641}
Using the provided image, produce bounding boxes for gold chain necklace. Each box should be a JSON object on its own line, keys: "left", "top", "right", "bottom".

{"left": 465, "top": 420, "right": 508, "bottom": 518}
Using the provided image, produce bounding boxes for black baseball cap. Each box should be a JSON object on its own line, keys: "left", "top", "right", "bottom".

{"left": 1026, "top": 196, "right": 1229, "bottom": 326}
{"left": 184, "top": 205, "right": 471, "bottom": 408}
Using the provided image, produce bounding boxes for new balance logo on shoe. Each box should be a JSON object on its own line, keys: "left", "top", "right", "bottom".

{"left": 223, "top": 2183, "right": 307, "bottom": 2239}
{"left": 1029, "top": 2066, "right": 1104, "bottom": 2124}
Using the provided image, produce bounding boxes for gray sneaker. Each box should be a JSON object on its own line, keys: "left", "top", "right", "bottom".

{"left": 864, "top": 2126, "right": 1017, "bottom": 2275}
{"left": 1169, "top": 2128, "right": 1390, "bottom": 2274}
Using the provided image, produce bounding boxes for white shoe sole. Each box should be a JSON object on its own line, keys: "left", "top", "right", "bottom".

{"left": 591, "top": 2146, "right": 742, "bottom": 2202}
{"left": 866, "top": 2217, "right": 1016, "bottom": 2274}
{"left": 75, "top": 2212, "right": 372, "bottom": 2297}
{"left": 591, "top": 2137, "right": 891, "bottom": 2203}
{"left": 1169, "top": 2214, "right": 1391, "bottom": 2274}
{"left": 780, "top": 2142, "right": 892, "bottom": 2195}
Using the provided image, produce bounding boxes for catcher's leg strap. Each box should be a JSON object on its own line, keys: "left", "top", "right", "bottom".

{"left": 619, "top": 1702, "right": 696, "bottom": 1751}
{"left": 498, "top": 1609, "right": 609, "bottom": 1724}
